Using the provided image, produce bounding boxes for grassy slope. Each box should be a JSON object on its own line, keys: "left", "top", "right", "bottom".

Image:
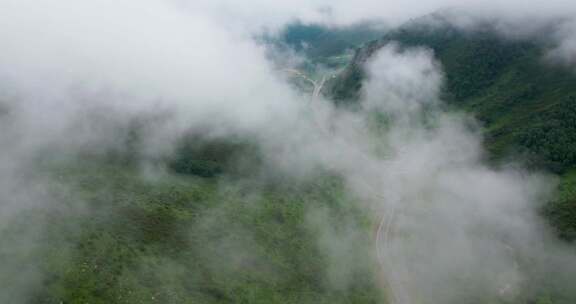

{"left": 15, "top": 160, "right": 383, "bottom": 304}
{"left": 329, "top": 18, "right": 576, "bottom": 242}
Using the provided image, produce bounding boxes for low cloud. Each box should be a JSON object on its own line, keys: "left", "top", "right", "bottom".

{"left": 0, "top": 1, "right": 575, "bottom": 303}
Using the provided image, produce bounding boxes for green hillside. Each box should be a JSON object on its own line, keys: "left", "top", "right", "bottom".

{"left": 9, "top": 158, "right": 383, "bottom": 304}
{"left": 327, "top": 15, "right": 576, "bottom": 241}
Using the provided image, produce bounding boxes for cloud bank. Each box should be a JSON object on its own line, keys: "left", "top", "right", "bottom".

{"left": 0, "top": 0, "right": 576, "bottom": 303}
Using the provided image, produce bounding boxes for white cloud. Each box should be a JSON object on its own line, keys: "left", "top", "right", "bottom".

{"left": 1, "top": 1, "right": 576, "bottom": 302}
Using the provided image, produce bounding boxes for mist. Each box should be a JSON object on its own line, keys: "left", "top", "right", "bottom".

{"left": 1, "top": 0, "right": 576, "bottom": 303}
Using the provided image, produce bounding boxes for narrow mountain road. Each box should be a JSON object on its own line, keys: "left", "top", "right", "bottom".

{"left": 286, "top": 67, "right": 411, "bottom": 304}
{"left": 283, "top": 69, "right": 329, "bottom": 100}
{"left": 374, "top": 201, "right": 413, "bottom": 304}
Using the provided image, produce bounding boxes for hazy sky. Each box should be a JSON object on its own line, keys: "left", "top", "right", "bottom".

{"left": 185, "top": 0, "right": 576, "bottom": 27}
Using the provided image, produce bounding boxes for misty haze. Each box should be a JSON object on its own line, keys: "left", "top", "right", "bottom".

{"left": 2, "top": 1, "right": 576, "bottom": 303}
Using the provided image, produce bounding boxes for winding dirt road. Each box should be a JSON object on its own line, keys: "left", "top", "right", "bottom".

{"left": 286, "top": 68, "right": 411, "bottom": 304}
{"left": 283, "top": 68, "right": 328, "bottom": 100}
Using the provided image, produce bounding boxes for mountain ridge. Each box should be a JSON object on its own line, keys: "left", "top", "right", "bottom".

{"left": 326, "top": 15, "right": 576, "bottom": 241}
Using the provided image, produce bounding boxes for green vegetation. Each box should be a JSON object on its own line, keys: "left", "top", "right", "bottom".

{"left": 545, "top": 169, "right": 576, "bottom": 241}
{"left": 328, "top": 16, "right": 576, "bottom": 245}
{"left": 11, "top": 159, "right": 383, "bottom": 304}
{"left": 265, "top": 21, "right": 387, "bottom": 98}
{"left": 6, "top": 16, "right": 576, "bottom": 303}
{"left": 0, "top": 22, "right": 394, "bottom": 304}
{"left": 168, "top": 135, "right": 261, "bottom": 178}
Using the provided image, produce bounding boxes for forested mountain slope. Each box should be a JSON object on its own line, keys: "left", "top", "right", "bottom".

{"left": 328, "top": 14, "right": 576, "bottom": 240}
{"left": 11, "top": 158, "right": 382, "bottom": 304}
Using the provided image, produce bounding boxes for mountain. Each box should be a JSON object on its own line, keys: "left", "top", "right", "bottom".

{"left": 327, "top": 14, "right": 576, "bottom": 241}
{"left": 6, "top": 14, "right": 576, "bottom": 304}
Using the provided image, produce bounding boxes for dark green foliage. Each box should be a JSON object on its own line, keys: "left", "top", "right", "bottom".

{"left": 513, "top": 96, "right": 576, "bottom": 173}
{"left": 545, "top": 170, "right": 576, "bottom": 241}
{"left": 168, "top": 135, "right": 262, "bottom": 178}
{"left": 327, "top": 62, "right": 366, "bottom": 103}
